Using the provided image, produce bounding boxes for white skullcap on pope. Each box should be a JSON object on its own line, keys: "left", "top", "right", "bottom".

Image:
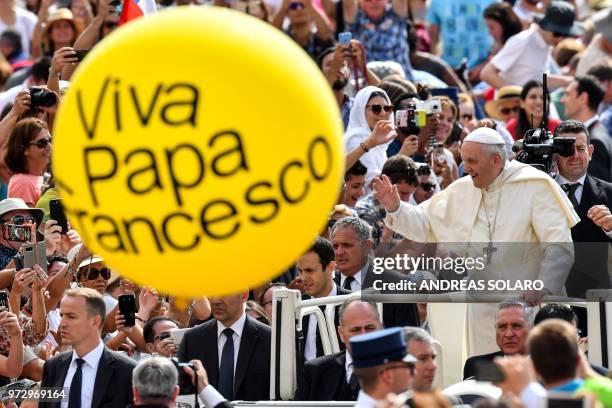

{"left": 464, "top": 127, "right": 506, "bottom": 144}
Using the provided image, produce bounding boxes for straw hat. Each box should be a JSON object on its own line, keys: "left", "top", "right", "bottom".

{"left": 484, "top": 86, "right": 522, "bottom": 120}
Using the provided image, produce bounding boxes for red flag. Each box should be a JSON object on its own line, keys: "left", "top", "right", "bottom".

{"left": 119, "top": 0, "right": 145, "bottom": 25}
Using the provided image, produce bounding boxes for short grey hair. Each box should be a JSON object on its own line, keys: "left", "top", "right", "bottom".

{"left": 132, "top": 357, "right": 178, "bottom": 402}
{"left": 331, "top": 216, "right": 372, "bottom": 243}
{"left": 404, "top": 327, "right": 435, "bottom": 346}
{"left": 482, "top": 143, "right": 507, "bottom": 163}
{"left": 496, "top": 299, "right": 533, "bottom": 326}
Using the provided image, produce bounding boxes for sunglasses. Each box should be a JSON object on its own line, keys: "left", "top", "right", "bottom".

{"left": 417, "top": 165, "right": 431, "bottom": 176}
{"left": 552, "top": 32, "right": 569, "bottom": 38}
{"left": 419, "top": 182, "right": 435, "bottom": 191}
{"left": 29, "top": 137, "right": 51, "bottom": 149}
{"left": 104, "top": 20, "right": 118, "bottom": 29}
{"left": 153, "top": 331, "right": 172, "bottom": 342}
{"left": 82, "top": 267, "right": 112, "bottom": 281}
{"left": 0, "top": 215, "right": 35, "bottom": 225}
{"left": 366, "top": 104, "right": 394, "bottom": 114}
{"left": 288, "top": 1, "right": 304, "bottom": 10}
{"left": 461, "top": 114, "right": 473, "bottom": 121}
{"left": 499, "top": 106, "right": 519, "bottom": 115}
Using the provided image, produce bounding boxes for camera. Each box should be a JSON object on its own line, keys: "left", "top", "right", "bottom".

{"left": 395, "top": 106, "right": 426, "bottom": 135}
{"left": 416, "top": 99, "right": 442, "bottom": 115}
{"left": 170, "top": 357, "right": 195, "bottom": 370}
{"left": 515, "top": 74, "right": 575, "bottom": 176}
{"left": 29, "top": 87, "right": 57, "bottom": 109}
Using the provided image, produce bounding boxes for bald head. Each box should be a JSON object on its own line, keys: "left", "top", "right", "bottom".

{"left": 338, "top": 300, "right": 382, "bottom": 353}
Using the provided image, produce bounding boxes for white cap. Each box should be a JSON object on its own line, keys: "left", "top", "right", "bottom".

{"left": 464, "top": 127, "right": 505, "bottom": 145}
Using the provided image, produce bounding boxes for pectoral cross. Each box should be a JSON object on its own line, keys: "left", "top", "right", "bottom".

{"left": 483, "top": 241, "right": 497, "bottom": 264}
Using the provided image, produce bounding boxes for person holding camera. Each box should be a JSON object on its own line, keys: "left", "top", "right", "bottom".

{"left": 344, "top": 86, "right": 396, "bottom": 191}
{"left": 4, "top": 118, "right": 51, "bottom": 207}
{"left": 272, "top": 0, "right": 333, "bottom": 61}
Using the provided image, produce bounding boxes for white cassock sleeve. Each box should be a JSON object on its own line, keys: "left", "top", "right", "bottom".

{"left": 531, "top": 181, "right": 575, "bottom": 295}
{"left": 383, "top": 201, "right": 431, "bottom": 242}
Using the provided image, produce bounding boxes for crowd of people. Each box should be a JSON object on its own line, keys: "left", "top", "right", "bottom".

{"left": 0, "top": 0, "right": 607, "bottom": 406}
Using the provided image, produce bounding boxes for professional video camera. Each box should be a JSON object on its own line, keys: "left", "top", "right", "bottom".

{"left": 514, "top": 74, "right": 575, "bottom": 176}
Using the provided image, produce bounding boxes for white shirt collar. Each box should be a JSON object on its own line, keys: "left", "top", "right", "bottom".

{"left": 345, "top": 351, "right": 353, "bottom": 371}
{"left": 217, "top": 312, "right": 247, "bottom": 339}
{"left": 340, "top": 270, "right": 362, "bottom": 288}
{"left": 556, "top": 173, "right": 586, "bottom": 187}
{"left": 72, "top": 340, "right": 104, "bottom": 369}
{"left": 355, "top": 390, "right": 378, "bottom": 407}
{"left": 584, "top": 115, "right": 599, "bottom": 129}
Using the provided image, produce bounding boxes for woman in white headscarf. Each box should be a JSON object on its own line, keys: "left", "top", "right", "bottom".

{"left": 344, "top": 86, "right": 396, "bottom": 190}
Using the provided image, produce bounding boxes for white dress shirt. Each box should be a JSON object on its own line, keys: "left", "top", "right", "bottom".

{"left": 199, "top": 384, "right": 228, "bottom": 408}
{"left": 340, "top": 266, "right": 365, "bottom": 292}
{"left": 556, "top": 173, "right": 587, "bottom": 203}
{"left": 304, "top": 284, "right": 337, "bottom": 361}
{"left": 61, "top": 341, "right": 105, "bottom": 408}
{"left": 354, "top": 390, "right": 378, "bottom": 407}
{"left": 217, "top": 312, "right": 246, "bottom": 372}
{"left": 345, "top": 352, "right": 353, "bottom": 383}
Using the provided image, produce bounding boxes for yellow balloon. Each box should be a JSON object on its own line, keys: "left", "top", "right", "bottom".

{"left": 53, "top": 7, "right": 344, "bottom": 297}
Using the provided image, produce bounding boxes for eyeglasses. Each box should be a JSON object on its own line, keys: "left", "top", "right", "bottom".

{"left": 0, "top": 215, "right": 35, "bottom": 225}
{"left": 82, "top": 267, "right": 112, "bottom": 281}
{"left": 366, "top": 104, "right": 394, "bottom": 114}
{"left": 288, "top": 1, "right": 304, "bottom": 10}
{"left": 419, "top": 182, "right": 435, "bottom": 191}
{"left": 103, "top": 20, "right": 118, "bottom": 29}
{"left": 461, "top": 114, "right": 473, "bottom": 121}
{"left": 552, "top": 31, "right": 569, "bottom": 38}
{"left": 499, "top": 106, "right": 519, "bottom": 115}
{"left": 28, "top": 137, "right": 52, "bottom": 149}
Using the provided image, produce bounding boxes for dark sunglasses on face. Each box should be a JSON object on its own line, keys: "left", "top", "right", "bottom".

{"left": 29, "top": 137, "right": 51, "bottom": 149}
{"left": 552, "top": 32, "right": 568, "bottom": 38}
{"left": 500, "top": 106, "right": 519, "bottom": 115}
{"left": 366, "top": 104, "right": 394, "bottom": 114}
{"left": 288, "top": 1, "right": 304, "bottom": 10}
{"left": 0, "top": 215, "right": 35, "bottom": 225}
{"left": 82, "top": 267, "right": 112, "bottom": 281}
{"left": 420, "top": 182, "right": 435, "bottom": 191}
{"left": 461, "top": 114, "right": 473, "bottom": 121}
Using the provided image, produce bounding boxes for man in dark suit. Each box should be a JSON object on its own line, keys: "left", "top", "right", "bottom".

{"left": 554, "top": 120, "right": 612, "bottom": 298}
{"left": 295, "top": 299, "right": 383, "bottom": 401}
{"left": 463, "top": 299, "right": 530, "bottom": 380}
{"left": 330, "top": 217, "right": 420, "bottom": 328}
{"left": 177, "top": 291, "right": 271, "bottom": 402}
{"left": 296, "top": 237, "right": 351, "bottom": 363}
{"left": 561, "top": 75, "right": 612, "bottom": 181}
{"left": 40, "top": 287, "right": 136, "bottom": 408}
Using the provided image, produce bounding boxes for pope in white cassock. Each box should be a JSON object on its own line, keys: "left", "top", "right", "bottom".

{"left": 372, "top": 127, "right": 580, "bottom": 353}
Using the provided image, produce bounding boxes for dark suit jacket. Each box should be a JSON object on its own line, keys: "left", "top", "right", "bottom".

{"left": 299, "top": 287, "right": 352, "bottom": 361}
{"left": 177, "top": 315, "right": 271, "bottom": 402}
{"left": 566, "top": 175, "right": 612, "bottom": 298}
{"left": 40, "top": 346, "right": 136, "bottom": 408}
{"left": 587, "top": 121, "right": 612, "bottom": 182}
{"left": 462, "top": 351, "right": 504, "bottom": 380}
{"left": 295, "top": 351, "right": 357, "bottom": 401}
{"left": 333, "top": 262, "right": 420, "bottom": 329}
